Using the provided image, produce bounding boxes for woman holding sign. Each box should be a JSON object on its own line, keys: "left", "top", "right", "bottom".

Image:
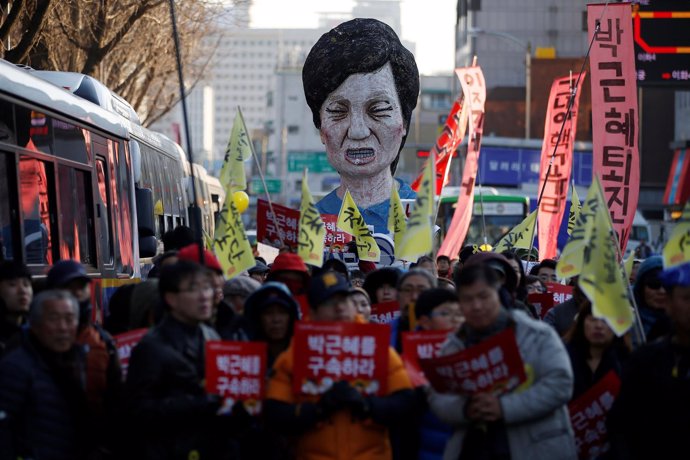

{"left": 427, "top": 264, "right": 577, "bottom": 460}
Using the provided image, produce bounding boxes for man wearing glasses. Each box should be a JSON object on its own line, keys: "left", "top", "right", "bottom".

{"left": 125, "top": 260, "right": 241, "bottom": 459}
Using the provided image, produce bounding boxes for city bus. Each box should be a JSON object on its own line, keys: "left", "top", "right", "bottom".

{"left": 0, "top": 58, "right": 222, "bottom": 317}
{"left": 437, "top": 186, "right": 531, "bottom": 249}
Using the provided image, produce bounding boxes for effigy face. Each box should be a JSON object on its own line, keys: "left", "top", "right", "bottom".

{"left": 319, "top": 63, "right": 406, "bottom": 182}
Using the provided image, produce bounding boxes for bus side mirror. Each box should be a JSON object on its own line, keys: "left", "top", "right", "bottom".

{"left": 136, "top": 187, "right": 155, "bottom": 236}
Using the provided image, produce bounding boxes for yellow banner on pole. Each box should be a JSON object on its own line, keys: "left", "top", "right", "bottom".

{"left": 493, "top": 210, "right": 537, "bottom": 253}
{"left": 213, "top": 199, "right": 256, "bottom": 280}
{"left": 336, "top": 190, "right": 380, "bottom": 262}
{"left": 297, "top": 170, "right": 325, "bottom": 267}
{"left": 578, "top": 179, "right": 634, "bottom": 336}
{"left": 567, "top": 185, "right": 582, "bottom": 236}
{"left": 388, "top": 182, "right": 407, "bottom": 252}
{"left": 556, "top": 181, "right": 603, "bottom": 279}
{"left": 219, "top": 109, "right": 252, "bottom": 195}
{"left": 663, "top": 201, "right": 690, "bottom": 268}
{"left": 397, "top": 152, "right": 435, "bottom": 261}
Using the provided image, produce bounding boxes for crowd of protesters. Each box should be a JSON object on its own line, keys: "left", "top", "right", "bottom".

{"left": 0, "top": 226, "right": 689, "bottom": 460}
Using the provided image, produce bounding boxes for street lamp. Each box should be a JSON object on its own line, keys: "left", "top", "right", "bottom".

{"left": 468, "top": 28, "right": 532, "bottom": 139}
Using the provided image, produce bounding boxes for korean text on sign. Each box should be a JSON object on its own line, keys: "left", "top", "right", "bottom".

{"left": 401, "top": 330, "right": 450, "bottom": 387}
{"left": 114, "top": 328, "right": 148, "bottom": 381}
{"left": 588, "top": 3, "right": 641, "bottom": 253}
{"left": 292, "top": 321, "right": 390, "bottom": 396}
{"left": 257, "top": 199, "right": 300, "bottom": 248}
{"left": 568, "top": 370, "right": 621, "bottom": 460}
{"left": 322, "top": 214, "right": 352, "bottom": 248}
{"left": 205, "top": 341, "right": 267, "bottom": 414}
{"left": 419, "top": 327, "right": 526, "bottom": 395}
{"left": 369, "top": 301, "right": 401, "bottom": 325}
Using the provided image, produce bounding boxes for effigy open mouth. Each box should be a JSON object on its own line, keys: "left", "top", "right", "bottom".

{"left": 346, "top": 148, "right": 375, "bottom": 165}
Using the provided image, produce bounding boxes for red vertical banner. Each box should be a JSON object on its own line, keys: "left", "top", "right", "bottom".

{"left": 588, "top": 3, "right": 640, "bottom": 254}
{"left": 411, "top": 97, "right": 469, "bottom": 194}
{"left": 292, "top": 322, "right": 390, "bottom": 396}
{"left": 205, "top": 341, "right": 267, "bottom": 415}
{"left": 537, "top": 73, "right": 586, "bottom": 260}
{"left": 568, "top": 370, "right": 621, "bottom": 459}
{"left": 438, "top": 67, "right": 487, "bottom": 258}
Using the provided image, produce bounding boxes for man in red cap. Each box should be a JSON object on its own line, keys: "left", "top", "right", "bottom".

{"left": 266, "top": 252, "right": 311, "bottom": 297}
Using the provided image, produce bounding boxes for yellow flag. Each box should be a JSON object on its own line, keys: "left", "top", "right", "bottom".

{"left": 567, "top": 185, "right": 581, "bottom": 236}
{"left": 337, "top": 190, "right": 380, "bottom": 262}
{"left": 219, "top": 109, "right": 252, "bottom": 195}
{"left": 578, "top": 179, "right": 634, "bottom": 336}
{"left": 213, "top": 199, "right": 256, "bottom": 280}
{"left": 397, "top": 153, "right": 435, "bottom": 261}
{"left": 556, "top": 181, "right": 603, "bottom": 279}
{"left": 663, "top": 201, "right": 690, "bottom": 268}
{"left": 297, "top": 170, "right": 325, "bottom": 267}
{"left": 388, "top": 182, "right": 407, "bottom": 254}
{"left": 493, "top": 210, "right": 537, "bottom": 253}
{"left": 623, "top": 255, "right": 635, "bottom": 280}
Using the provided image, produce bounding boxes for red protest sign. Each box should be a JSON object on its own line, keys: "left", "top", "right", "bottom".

{"left": 402, "top": 330, "right": 450, "bottom": 387}
{"left": 322, "top": 214, "right": 352, "bottom": 247}
{"left": 568, "top": 370, "right": 621, "bottom": 460}
{"left": 205, "top": 341, "right": 267, "bottom": 415}
{"left": 292, "top": 321, "right": 390, "bottom": 396}
{"left": 114, "top": 328, "right": 148, "bottom": 380}
{"left": 420, "top": 327, "right": 526, "bottom": 395}
{"left": 528, "top": 293, "right": 555, "bottom": 319}
{"left": 370, "top": 300, "right": 401, "bottom": 325}
{"left": 257, "top": 199, "right": 299, "bottom": 248}
{"left": 545, "top": 282, "right": 574, "bottom": 305}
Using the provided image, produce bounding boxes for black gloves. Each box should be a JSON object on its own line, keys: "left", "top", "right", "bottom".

{"left": 316, "top": 380, "right": 371, "bottom": 420}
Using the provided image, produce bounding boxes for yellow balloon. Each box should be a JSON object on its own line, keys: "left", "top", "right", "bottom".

{"left": 232, "top": 191, "right": 249, "bottom": 214}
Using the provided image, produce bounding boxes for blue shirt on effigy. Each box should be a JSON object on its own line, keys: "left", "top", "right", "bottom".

{"left": 315, "top": 178, "right": 416, "bottom": 234}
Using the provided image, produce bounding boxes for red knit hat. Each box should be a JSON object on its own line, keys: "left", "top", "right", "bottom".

{"left": 177, "top": 243, "right": 223, "bottom": 274}
{"left": 269, "top": 252, "right": 308, "bottom": 274}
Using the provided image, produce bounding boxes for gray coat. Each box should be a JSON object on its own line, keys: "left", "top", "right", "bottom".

{"left": 428, "top": 310, "right": 577, "bottom": 460}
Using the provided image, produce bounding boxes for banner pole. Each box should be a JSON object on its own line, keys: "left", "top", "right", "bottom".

{"left": 239, "top": 106, "right": 285, "bottom": 248}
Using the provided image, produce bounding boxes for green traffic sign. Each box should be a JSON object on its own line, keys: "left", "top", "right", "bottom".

{"left": 250, "top": 178, "right": 282, "bottom": 194}
{"left": 287, "top": 151, "right": 335, "bottom": 173}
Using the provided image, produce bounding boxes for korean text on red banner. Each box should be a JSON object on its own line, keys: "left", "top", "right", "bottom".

{"left": 292, "top": 321, "right": 390, "bottom": 396}
{"left": 257, "top": 199, "right": 299, "bottom": 248}
{"left": 322, "top": 214, "right": 353, "bottom": 249}
{"left": 537, "top": 73, "right": 586, "bottom": 260}
{"left": 545, "top": 282, "right": 574, "bottom": 305}
{"left": 370, "top": 300, "right": 401, "bottom": 325}
{"left": 402, "top": 330, "right": 450, "bottom": 387}
{"left": 419, "top": 327, "right": 526, "bottom": 395}
{"left": 205, "top": 341, "right": 267, "bottom": 415}
{"left": 438, "top": 66, "right": 487, "bottom": 258}
{"left": 114, "top": 328, "right": 147, "bottom": 381}
{"left": 588, "top": 3, "right": 640, "bottom": 254}
{"left": 568, "top": 370, "right": 621, "bottom": 460}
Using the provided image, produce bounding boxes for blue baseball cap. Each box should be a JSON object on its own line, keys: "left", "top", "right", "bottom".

{"left": 46, "top": 260, "right": 90, "bottom": 288}
{"left": 308, "top": 272, "right": 350, "bottom": 309}
{"left": 660, "top": 262, "right": 690, "bottom": 289}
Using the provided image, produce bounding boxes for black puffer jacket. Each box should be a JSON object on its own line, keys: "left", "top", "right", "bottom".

{"left": 124, "top": 315, "right": 239, "bottom": 460}
{"left": 0, "top": 333, "right": 87, "bottom": 460}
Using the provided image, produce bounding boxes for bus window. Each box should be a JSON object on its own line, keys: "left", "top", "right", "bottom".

{"left": 0, "top": 153, "right": 16, "bottom": 260}
{"left": 18, "top": 156, "right": 53, "bottom": 265}
{"left": 115, "top": 142, "right": 134, "bottom": 275}
{"left": 27, "top": 111, "right": 52, "bottom": 154}
{"left": 96, "top": 154, "right": 114, "bottom": 266}
{"left": 57, "top": 164, "right": 96, "bottom": 265}
{"left": 53, "top": 119, "right": 89, "bottom": 164}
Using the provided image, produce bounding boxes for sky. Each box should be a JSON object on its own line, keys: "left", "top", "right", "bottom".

{"left": 249, "top": 0, "right": 457, "bottom": 75}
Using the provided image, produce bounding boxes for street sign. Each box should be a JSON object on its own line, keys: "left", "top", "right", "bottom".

{"left": 250, "top": 178, "right": 282, "bottom": 194}
{"left": 287, "top": 151, "right": 335, "bottom": 173}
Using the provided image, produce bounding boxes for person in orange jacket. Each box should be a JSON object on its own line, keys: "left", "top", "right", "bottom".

{"left": 263, "top": 271, "right": 415, "bottom": 460}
